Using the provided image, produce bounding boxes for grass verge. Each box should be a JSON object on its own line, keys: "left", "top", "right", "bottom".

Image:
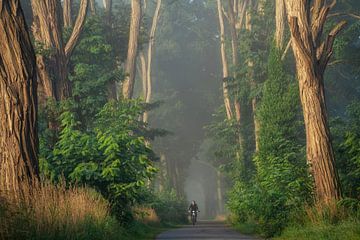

{"left": 274, "top": 219, "right": 360, "bottom": 240}
{"left": 0, "top": 182, "right": 174, "bottom": 240}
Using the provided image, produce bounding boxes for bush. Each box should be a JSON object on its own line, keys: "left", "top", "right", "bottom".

{"left": 151, "top": 189, "right": 188, "bottom": 224}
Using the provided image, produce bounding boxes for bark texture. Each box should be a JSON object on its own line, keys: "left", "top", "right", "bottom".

{"left": 285, "top": 0, "right": 346, "bottom": 203}
{"left": 275, "top": 0, "right": 286, "bottom": 49}
{"left": 122, "top": 0, "right": 141, "bottom": 99}
{"left": 63, "top": 0, "right": 72, "bottom": 28}
{"left": 31, "top": 0, "right": 88, "bottom": 102}
{"left": 0, "top": 0, "right": 39, "bottom": 192}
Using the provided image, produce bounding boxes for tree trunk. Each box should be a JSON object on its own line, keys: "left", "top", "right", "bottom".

{"left": 143, "top": 0, "right": 162, "bottom": 123}
{"left": 103, "top": 0, "right": 112, "bottom": 23}
{"left": 275, "top": 0, "right": 285, "bottom": 49}
{"left": 89, "top": 0, "right": 96, "bottom": 15}
{"left": 122, "top": 0, "right": 141, "bottom": 99}
{"left": 63, "top": 0, "right": 72, "bottom": 28}
{"left": 31, "top": 0, "right": 68, "bottom": 102}
{"left": 216, "top": 0, "right": 233, "bottom": 120}
{"left": 245, "top": 3, "right": 260, "bottom": 152}
{"left": 285, "top": 0, "right": 346, "bottom": 204}
{"left": 0, "top": 0, "right": 39, "bottom": 193}
{"left": 139, "top": 50, "right": 147, "bottom": 100}
{"left": 228, "top": 0, "right": 239, "bottom": 68}
{"left": 64, "top": 0, "right": 89, "bottom": 59}
{"left": 216, "top": 170, "right": 223, "bottom": 215}
{"left": 31, "top": 0, "right": 88, "bottom": 102}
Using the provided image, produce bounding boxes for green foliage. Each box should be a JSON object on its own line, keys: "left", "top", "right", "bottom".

{"left": 228, "top": 46, "right": 310, "bottom": 238}
{"left": 69, "top": 16, "right": 123, "bottom": 127}
{"left": 150, "top": 189, "right": 188, "bottom": 224}
{"left": 275, "top": 219, "right": 360, "bottom": 240}
{"left": 332, "top": 102, "right": 360, "bottom": 198}
{"left": 40, "top": 100, "right": 157, "bottom": 222}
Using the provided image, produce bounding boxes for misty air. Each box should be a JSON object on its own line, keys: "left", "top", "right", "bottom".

{"left": 0, "top": 0, "right": 359, "bottom": 240}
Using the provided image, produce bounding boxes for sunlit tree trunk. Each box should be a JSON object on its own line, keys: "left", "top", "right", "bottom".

{"left": 31, "top": 0, "right": 88, "bottom": 102}
{"left": 139, "top": 51, "right": 147, "bottom": 100}
{"left": 0, "top": 0, "right": 39, "bottom": 193}
{"left": 275, "top": 0, "right": 286, "bottom": 50}
{"left": 63, "top": 0, "right": 72, "bottom": 28}
{"left": 143, "top": 0, "right": 162, "bottom": 123}
{"left": 216, "top": 0, "right": 233, "bottom": 120}
{"left": 122, "top": 0, "right": 141, "bottom": 99}
{"left": 285, "top": 0, "right": 346, "bottom": 204}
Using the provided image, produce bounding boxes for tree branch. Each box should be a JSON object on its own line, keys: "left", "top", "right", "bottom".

{"left": 289, "top": 17, "right": 313, "bottom": 65}
{"left": 65, "top": 0, "right": 88, "bottom": 59}
{"left": 319, "top": 20, "right": 347, "bottom": 72}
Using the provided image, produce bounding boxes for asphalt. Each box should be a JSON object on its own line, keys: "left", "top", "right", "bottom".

{"left": 156, "top": 221, "right": 259, "bottom": 240}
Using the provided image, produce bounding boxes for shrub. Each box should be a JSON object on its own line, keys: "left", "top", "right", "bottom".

{"left": 151, "top": 189, "right": 188, "bottom": 224}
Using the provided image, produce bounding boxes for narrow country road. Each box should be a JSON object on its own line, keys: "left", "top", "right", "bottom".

{"left": 156, "top": 221, "right": 259, "bottom": 240}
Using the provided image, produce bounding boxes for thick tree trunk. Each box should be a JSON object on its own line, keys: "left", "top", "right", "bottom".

{"left": 63, "top": 0, "right": 72, "bottom": 28}
{"left": 275, "top": 0, "right": 285, "bottom": 49}
{"left": 216, "top": 0, "right": 233, "bottom": 120}
{"left": 143, "top": 0, "right": 162, "bottom": 123}
{"left": 122, "top": 0, "right": 141, "bottom": 99}
{"left": 285, "top": 0, "right": 346, "bottom": 204}
{"left": 0, "top": 0, "right": 39, "bottom": 192}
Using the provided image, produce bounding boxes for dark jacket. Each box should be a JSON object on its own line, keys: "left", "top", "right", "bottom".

{"left": 188, "top": 203, "right": 199, "bottom": 212}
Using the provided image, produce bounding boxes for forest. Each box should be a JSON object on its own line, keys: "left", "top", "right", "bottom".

{"left": 0, "top": 0, "right": 360, "bottom": 239}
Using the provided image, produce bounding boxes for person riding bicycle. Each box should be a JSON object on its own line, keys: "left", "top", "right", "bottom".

{"left": 188, "top": 200, "right": 199, "bottom": 224}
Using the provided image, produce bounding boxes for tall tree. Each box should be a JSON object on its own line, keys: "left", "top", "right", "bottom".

{"left": 122, "top": 0, "right": 141, "bottom": 99}
{"left": 285, "top": 0, "right": 346, "bottom": 203}
{"left": 31, "top": 0, "right": 88, "bottom": 102}
{"left": 143, "top": 0, "right": 162, "bottom": 123}
{"left": 0, "top": 0, "right": 39, "bottom": 192}
{"left": 216, "top": 0, "right": 233, "bottom": 120}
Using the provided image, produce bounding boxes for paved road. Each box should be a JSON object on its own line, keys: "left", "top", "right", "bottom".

{"left": 156, "top": 221, "right": 259, "bottom": 240}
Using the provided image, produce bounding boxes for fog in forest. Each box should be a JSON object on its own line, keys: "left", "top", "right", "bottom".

{"left": 2, "top": 0, "right": 360, "bottom": 238}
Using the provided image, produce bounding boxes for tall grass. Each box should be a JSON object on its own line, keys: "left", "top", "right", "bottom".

{"left": 0, "top": 182, "right": 123, "bottom": 240}
{"left": 275, "top": 200, "right": 360, "bottom": 240}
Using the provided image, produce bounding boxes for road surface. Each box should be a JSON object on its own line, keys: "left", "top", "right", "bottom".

{"left": 156, "top": 221, "right": 259, "bottom": 240}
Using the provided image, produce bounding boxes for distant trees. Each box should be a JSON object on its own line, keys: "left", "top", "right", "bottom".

{"left": 285, "top": 0, "right": 346, "bottom": 204}
{"left": 0, "top": 0, "right": 39, "bottom": 192}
